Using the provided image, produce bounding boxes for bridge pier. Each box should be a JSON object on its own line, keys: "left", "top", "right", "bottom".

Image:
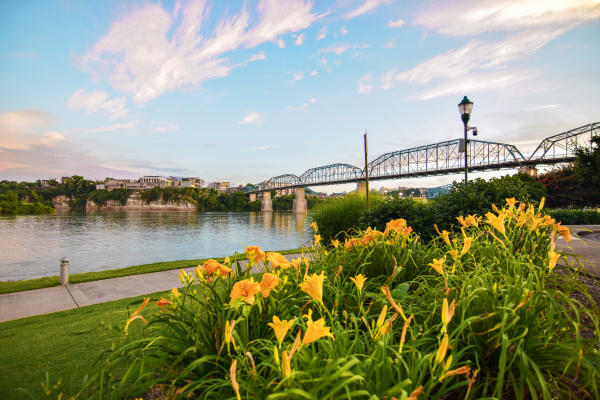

{"left": 292, "top": 187, "right": 307, "bottom": 214}
{"left": 356, "top": 182, "right": 367, "bottom": 195}
{"left": 249, "top": 193, "right": 257, "bottom": 202}
{"left": 261, "top": 191, "right": 273, "bottom": 212}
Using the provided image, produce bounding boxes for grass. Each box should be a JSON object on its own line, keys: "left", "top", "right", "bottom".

{"left": 0, "top": 248, "right": 303, "bottom": 295}
{"left": 0, "top": 290, "right": 169, "bottom": 400}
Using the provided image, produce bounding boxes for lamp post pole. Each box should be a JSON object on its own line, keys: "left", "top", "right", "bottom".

{"left": 458, "top": 96, "right": 473, "bottom": 184}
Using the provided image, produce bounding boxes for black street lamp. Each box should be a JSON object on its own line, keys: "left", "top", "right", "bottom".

{"left": 458, "top": 96, "right": 474, "bottom": 183}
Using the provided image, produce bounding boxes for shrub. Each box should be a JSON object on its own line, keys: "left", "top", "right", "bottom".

{"left": 546, "top": 208, "right": 600, "bottom": 225}
{"left": 76, "top": 199, "right": 599, "bottom": 400}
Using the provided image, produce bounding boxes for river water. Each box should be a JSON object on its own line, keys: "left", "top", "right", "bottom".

{"left": 0, "top": 211, "right": 312, "bottom": 281}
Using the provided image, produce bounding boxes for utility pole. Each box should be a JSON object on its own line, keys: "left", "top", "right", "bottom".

{"left": 364, "top": 130, "right": 370, "bottom": 211}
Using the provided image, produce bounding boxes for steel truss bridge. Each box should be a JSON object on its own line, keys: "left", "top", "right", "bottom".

{"left": 245, "top": 122, "right": 599, "bottom": 193}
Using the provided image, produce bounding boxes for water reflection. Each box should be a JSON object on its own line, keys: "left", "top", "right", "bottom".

{"left": 0, "top": 211, "right": 312, "bottom": 281}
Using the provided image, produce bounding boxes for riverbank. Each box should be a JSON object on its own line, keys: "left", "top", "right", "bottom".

{"left": 0, "top": 248, "right": 303, "bottom": 295}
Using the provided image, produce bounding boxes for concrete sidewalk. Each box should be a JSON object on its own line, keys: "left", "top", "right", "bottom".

{"left": 1, "top": 225, "right": 599, "bottom": 323}
{"left": 0, "top": 254, "right": 302, "bottom": 323}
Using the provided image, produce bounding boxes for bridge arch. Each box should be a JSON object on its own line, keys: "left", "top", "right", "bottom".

{"left": 299, "top": 163, "right": 363, "bottom": 185}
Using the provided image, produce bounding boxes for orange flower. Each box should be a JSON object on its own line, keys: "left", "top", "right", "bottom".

{"left": 281, "top": 350, "right": 292, "bottom": 377}
{"left": 485, "top": 212, "right": 506, "bottom": 235}
{"left": 171, "top": 287, "right": 180, "bottom": 298}
{"left": 268, "top": 316, "right": 294, "bottom": 345}
{"left": 441, "top": 298, "right": 455, "bottom": 334}
{"left": 300, "top": 272, "right": 326, "bottom": 304}
{"left": 267, "top": 252, "right": 291, "bottom": 269}
{"left": 399, "top": 314, "right": 414, "bottom": 353}
{"left": 548, "top": 250, "right": 560, "bottom": 270}
{"left": 558, "top": 225, "right": 572, "bottom": 243}
{"left": 349, "top": 274, "right": 367, "bottom": 293}
{"left": 302, "top": 309, "right": 334, "bottom": 345}
{"left": 260, "top": 273, "right": 280, "bottom": 298}
{"left": 407, "top": 386, "right": 424, "bottom": 400}
{"left": 440, "top": 366, "right": 471, "bottom": 381}
{"left": 344, "top": 237, "right": 361, "bottom": 248}
{"left": 202, "top": 259, "right": 221, "bottom": 276}
{"left": 429, "top": 256, "right": 446, "bottom": 275}
{"left": 448, "top": 249, "right": 459, "bottom": 260}
{"left": 230, "top": 278, "right": 261, "bottom": 305}
{"left": 435, "top": 333, "right": 449, "bottom": 364}
{"left": 441, "top": 230, "right": 451, "bottom": 246}
{"left": 331, "top": 239, "right": 340, "bottom": 248}
{"left": 381, "top": 285, "right": 407, "bottom": 321}
{"left": 125, "top": 297, "right": 150, "bottom": 332}
{"left": 461, "top": 237, "right": 473, "bottom": 256}
{"left": 156, "top": 297, "right": 171, "bottom": 308}
{"left": 505, "top": 198, "right": 517, "bottom": 209}
{"left": 384, "top": 218, "right": 409, "bottom": 235}
{"left": 361, "top": 227, "right": 383, "bottom": 245}
{"left": 245, "top": 246, "right": 266, "bottom": 263}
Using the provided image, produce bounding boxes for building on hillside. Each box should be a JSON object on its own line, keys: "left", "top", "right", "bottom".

{"left": 181, "top": 177, "right": 204, "bottom": 187}
{"left": 96, "top": 184, "right": 105, "bottom": 190}
{"left": 140, "top": 176, "right": 167, "bottom": 188}
{"left": 225, "top": 185, "right": 244, "bottom": 194}
{"left": 41, "top": 180, "right": 56, "bottom": 189}
{"left": 105, "top": 179, "right": 137, "bottom": 190}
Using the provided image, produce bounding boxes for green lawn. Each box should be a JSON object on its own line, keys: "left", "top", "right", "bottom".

{"left": 0, "top": 290, "right": 168, "bottom": 400}
{"left": 0, "top": 248, "right": 304, "bottom": 294}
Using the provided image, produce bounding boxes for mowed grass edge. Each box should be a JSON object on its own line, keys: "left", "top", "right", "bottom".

{"left": 0, "top": 248, "right": 304, "bottom": 295}
{"left": 0, "top": 290, "right": 169, "bottom": 400}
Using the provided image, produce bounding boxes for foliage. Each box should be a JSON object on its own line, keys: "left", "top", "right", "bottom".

{"left": 75, "top": 200, "right": 598, "bottom": 400}
{"left": 546, "top": 208, "right": 600, "bottom": 225}
{"left": 88, "top": 189, "right": 132, "bottom": 206}
{"left": 574, "top": 136, "right": 600, "bottom": 207}
{"left": 311, "top": 193, "right": 381, "bottom": 242}
{"left": 0, "top": 190, "right": 55, "bottom": 215}
{"left": 538, "top": 165, "right": 581, "bottom": 208}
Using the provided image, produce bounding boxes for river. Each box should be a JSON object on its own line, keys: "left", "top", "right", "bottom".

{"left": 0, "top": 211, "right": 312, "bottom": 281}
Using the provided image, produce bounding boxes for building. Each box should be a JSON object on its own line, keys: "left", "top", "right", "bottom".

{"left": 140, "top": 176, "right": 167, "bottom": 188}
{"left": 208, "top": 181, "right": 230, "bottom": 191}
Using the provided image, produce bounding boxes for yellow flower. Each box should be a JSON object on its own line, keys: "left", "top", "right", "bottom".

{"left": 505, "top": 198, "right": 517, "bottom": 209}
{"left": 230, "top": 278, "right": 261, "bottom": 305}
{"left": 171, "top": 287, "right": 180, "bottom": 298}
{"left": 310, "top": 221, "right": 318, "bottom": 231}
{"left": 224, "top": 256, "right": 231, "bottom": 266}
{"left": 349, "top": 274, "right": 367, "bottom": 293}
{"left": 302, "top": 309, "right": 334, "bottom": 345}
{"left": 435, "top": 333, "right": 449, "bottom": 364}
{"left": 245, "top": 246, "right": 266, "bottom": 263}
{"left": 449, "top": 249, "right": 459, "bottom": 260}
{"left": 384, "top": 218, "right": 409, "bottom": 235}
{"left": 268, "top": 316, "right": 294, "bottom": 346}
{"left": 281, "top": 350, "right": 292, "bottom": 377}
{"left": 441, "top": 298, "right": 455, "bottom": 334}
{"left": 485, "top": 212, "right": 506, "bottom": 235}
{"left": 441, "top": 230, "right": 451, "bottom": 246}
{"left": 558, "top": 225, "right": 572, "bottom": 243}
{"left": 313, "top": 234, "right": 322, "bottom": 246}
{"left": 125, "top": 297, "right": 150, "bottom": 332}
{"left": 344, "top": 237, "right": 361, "bottom": 249}
{"left": 260, "top": 273, "right": 280, "bottom": 298}
{"left": 376, "top": 305, "right": 388, "bottom": 330}
{"left": 224, "top": 320, "right": 236, "bottom": 346}
{"left": 361, "top": 227, "right": 383, "bottom": 245}
{"left": 331, "top": 239, "right": 340, "bottom": 248}
{"left": 300, "top": 272, "right": 326, "bottom": 304}
{"left": 548, "top": 250, "right": 560, "bottom": 270}
{"left": 429, "top": 256, "right": 446, "bottom": 275}
{"left": 267, "top": 252, "right": 291, "bottom": 269}
{"left": 461, "top": 237, "right": 473, "bottom": 256}
{"left": 538, "top": 197, "right": 545, "bottom": 211}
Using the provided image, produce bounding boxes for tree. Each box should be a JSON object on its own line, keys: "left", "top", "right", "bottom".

{"left": 574, "top": 136, "right": 600, "bottom": 207}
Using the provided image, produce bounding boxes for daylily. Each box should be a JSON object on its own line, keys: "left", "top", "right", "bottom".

{"left": 441, "top": 230, "right": 451, "bottom": 246}
{"left": 361, "top": 227, "right": 383, "bottom": 245}
{"left": 485, "top": 212, "right": 506, "bottom": 235}
{"left": 302, "top": 309, "right": 334, "bottom": 345}
{"left": 268, "top": 316, "right": 294, "bottom": 346}
{"left": 505, "top": 197, "right": 517, "bottom": 209}
{"left": 381, "top": 285, "right": 407, "bottom": 321}
{"left": 156, "top": 297, "right": 171, "bottom": 308}
{"left": 441, "top": 298, "right": 455, "bottom": 334}
{"left": 260, "top": 272, "right": 280, "bottom": 298}
{"left": 331, "top": 239, "right": 340, "bottom": 248}
{"left": 300, "top": 272, "right": 326, "bottom": 304}
{"left": 440, "top": 366, "right": 471, "bottom": 381}
{"left": 230, "top": 360, "right": 241, "bottom": 400}
{"left": 461, "top": 237, "right": 473, "bottom": 256}
{"left": 267, "top": 252, "right": 291, "bottom": 269}
{"left": 310, "top": 221, "right": 318, "bottom": 231}
{"left": 384, "top": 218, "right": 409, "bottom": 235}
{"left": 245, "top": 246, "right": 266, "bottom": 263}
{"left": 558, "top": 225, "right": 572, "bottom": 243}
{"left": 429, "top": 256, "right": 446, "bottom": 275}
{"left": 125, "top": 297, "right": 150, "bottom": 332}
{"left": 548, "top": 250, "right": 560, "bottom": 270}
{"left": 407, "top": 386, "right": 424, "bottom": 400}
{"left": 230, "top": 278, "right": 261, "bottom": 305}
{"left": 224, "top": 320, "right": 236, "bottom": 347}
{"left": 171, "top": 287, "right": 180, "bottom": 298}
{"left": 399, "top": 314, "right": 414, "bottom": 353}
{"left": 281, "top": 350, "right": 292, "bottom": 377}
{"left": 375, "top": 305, "right": 388, "bottom": 331}
{"left": 349, "top": 274, "right": 367, "bottom": 293}
{"left": 313, "top": 234, "right": 322, "bottom": 246}
{"left": 435, "top": 333, "right": 449, "bottom": 364}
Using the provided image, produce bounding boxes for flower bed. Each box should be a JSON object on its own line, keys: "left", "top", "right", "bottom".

{"left": 79, "top": 199, "right": 599, "bottom": 399}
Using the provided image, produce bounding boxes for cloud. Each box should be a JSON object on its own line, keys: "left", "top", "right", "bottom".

{"left": 340, "top": 26, "right": 350, "bottom": 35}
{"left": 0, "top": 109, "right": 61, "bottom": 150}
{"left": 81, "top": 120, "right": 138, "bottom": 133}
{"left": 151, "top": 120, "right": 179, "bottom": 132}
{"left": 295, "top": 33, "right": 305, "bottom": 45}
{"left": 287, "top": 97, "right": 317, "bottom": 111}
{"left": 249, "top": 51, "right": 266, "bottom": 61}
{"left": 345, "top": 0, "right": 394, "bottom": 20}
{"left": 414, "top": 0, "right": 600, "bottom": 36}
{"left": 316, "top": 26, "right": 327, "bottom": 40}
{"left": 379, "top": 28, "right": 565, "bottom": 90}
{"left": 357, "top": 73, "right": 374, "bottom": 94}
{"left": 388, "top": 18, "right": 404, "bottom": 28}
{"left": 67, "top": 89, "right": 128, "bottom": 120}
{"left": 291, "top": 71, "right": 304, "bottom": 81}
{"left": 238, "top": 111, "right": 264, "bottom": 125}
{"left": 310, "top": 69, "right": 318, "bottom": 77}
{"left": 39, "top": 132, "right": 65, "bottom": 147}
{"left": 80, "top": 0, "right": 323, "bottom": 103}
{"left": 250, "top": 145, "right": 271, "bottom": 151}
{"left": 318, "top": 44, "right": 350, "bottom": 54}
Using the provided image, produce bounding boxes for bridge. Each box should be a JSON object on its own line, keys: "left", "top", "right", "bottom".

{"left": 245, "top": 122, "right": 599, "bottom": 213}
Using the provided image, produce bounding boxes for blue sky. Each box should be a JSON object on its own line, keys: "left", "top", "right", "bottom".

{"left": 1, "top": 0, "right": 599, "bottom": 191}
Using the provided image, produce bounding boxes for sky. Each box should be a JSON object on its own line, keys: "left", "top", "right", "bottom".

{"left": 1, "top": 0, "right": 599, "bottom": 192}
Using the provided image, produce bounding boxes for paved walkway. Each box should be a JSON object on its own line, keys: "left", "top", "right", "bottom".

{"left": 1, "top": 225, "right": 599, "bottom": 323}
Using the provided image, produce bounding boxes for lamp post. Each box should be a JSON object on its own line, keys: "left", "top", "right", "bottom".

{"left": 458, "top": 96, "right": 473, "bottom": 183}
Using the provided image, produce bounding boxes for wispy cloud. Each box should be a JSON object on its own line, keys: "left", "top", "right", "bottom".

{"left": 287, "top": 97, "right": 317, "bottom": 111}
{"left": 345, "top": 0, "right": 394, "bottom": 20}
{"left": 238, "top": 111, "right": 264, "bottom": 125}
{"left": 339, "top": 26, "right": 350, "bottom": 35}
{"left": 67, "top": 89, "right": 128, "bottom": 120}
{"left": 80, "top": 0, "right": 323, "bottom": 103}
{"left": 151, "top": 120, "right": 179, "bottom": 132}
{"left": 316, "top": 26, "right": 327, "bottom": 40}
{"left": 249, "top": 51, "right": 266, "bottom": 61}
{"left": 310, "top": 69, "right": 318, "bottom": 77}
{"left": 357, "top": 73, "right": 373, "bottom": 94}
{"left": 387, "top": 18, "right": 404, "bottom": 28}
{"left": 82, "top": 120, "right": 138, "bottom": 133}
{"left": 295, "top": 33, "right": 305, "bottom": 45}
{"left": 250, "top": 145, "right": 271, "bottom": 151}
{"left": 318, "top": 44, "right": 350, "bottom": 54}
{"left": 290, "top": 71, "right": 304, "bottom": 81}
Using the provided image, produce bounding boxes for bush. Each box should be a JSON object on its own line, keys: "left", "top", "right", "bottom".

{"left": 311, "top": 193, "right": 381, "bottom": 242}
{"left": 76, "top": 199, "right": 599, "bottom": 399}
{"left": 546, "top": 208, "right": 600, "bottom": 225}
